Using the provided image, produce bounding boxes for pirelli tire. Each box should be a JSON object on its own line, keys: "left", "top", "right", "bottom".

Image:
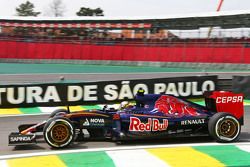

{"left": 49, "top": 109, "right": 69, "bottom": 118}
{"left": 208, "top": 112, "right": 241, "bottom": 142}
{"left": 43, "top": 117, "right": 75, "bottom": 148}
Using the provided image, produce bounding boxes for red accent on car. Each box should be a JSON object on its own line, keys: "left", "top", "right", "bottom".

{"left": 113, "top": 114, "right": 120, "bottom": 120}
{"left": 154, "top": 95, "right": 199, "bottom": 116}
{"left": 21, "top": 127, "right": 35, "bottom": 135}
{"left": 207, "top": 91, "right": 244, "bottom": 119}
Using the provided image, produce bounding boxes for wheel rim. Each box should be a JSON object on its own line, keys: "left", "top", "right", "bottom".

{"left": 51, "top": 124, "right": 69, "bottom": 143}
{"left": 217, "top": 118, "right": 238, "bottom": 139}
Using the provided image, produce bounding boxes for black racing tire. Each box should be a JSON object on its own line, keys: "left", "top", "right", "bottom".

{"left": 208, "top": 112, "right": 241, "bottom": 142}
{"left": 49, "top": 109, "right": 69, "bottom": 118}
{"left": 43, "top": 117, "right": 74, "bottom": 148}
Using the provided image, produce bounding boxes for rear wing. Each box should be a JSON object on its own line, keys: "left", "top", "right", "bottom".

{"left": 204, "top": 91, "right": 244, "bottom": 125}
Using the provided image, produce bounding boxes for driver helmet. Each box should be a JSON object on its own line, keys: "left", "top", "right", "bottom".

{"left": 119, "top": 101, "right": 130, "bottom": 110}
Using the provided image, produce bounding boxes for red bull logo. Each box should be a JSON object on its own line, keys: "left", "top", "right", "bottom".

{"left": 129, "top": 117, "right": 168, "bottom": 132}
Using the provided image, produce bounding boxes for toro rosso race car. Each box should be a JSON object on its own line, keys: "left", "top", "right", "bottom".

{"left": 9, "top": 91, "right": 244, "bottom": 148}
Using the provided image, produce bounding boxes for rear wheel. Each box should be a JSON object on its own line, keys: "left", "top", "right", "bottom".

{"left": 208, "top": 112, "right": 240, "bottom": 142}
{"left": 43, "top": 117, "right": 74, "bottom": 148}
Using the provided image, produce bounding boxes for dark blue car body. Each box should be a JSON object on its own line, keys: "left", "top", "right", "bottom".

{"left": 110, "top": 94, "right": 214, "bottom": 140}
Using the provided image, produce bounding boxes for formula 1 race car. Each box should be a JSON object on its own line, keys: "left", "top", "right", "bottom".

{"left": 9, "top": 91, "right": 244, "bottom": 148}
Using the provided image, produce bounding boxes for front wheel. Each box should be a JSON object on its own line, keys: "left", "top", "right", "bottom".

{"left": 208, "top": 112, "right": 241, "bottom": 142}
{"left": 43, "top": 117, "right": 74, "bottom": 148}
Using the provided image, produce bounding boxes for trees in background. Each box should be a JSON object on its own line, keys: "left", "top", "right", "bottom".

{"left": 16, "top": 1, "right": 41, "bottom": 16}
{"left": 15, "top": 1, "right": 41, "bottom": 35}
{"left": 76, "top": 7, "right": 104, "bottom": 16}
{"left": 48, "top": 0, "right": 66, "bottom": 17}
{"left": 13, "top": 1, "right": 105, "bottom": 38}
{"left": 15, "top": 1, "right": 104, "bottom": 17}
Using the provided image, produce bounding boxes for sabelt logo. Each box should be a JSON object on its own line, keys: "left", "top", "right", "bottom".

{"left": 10, "top": 136, "right": 32, "bottom": 142}
{"left": 129, "top": 117, "right": 168, "bottom": 132}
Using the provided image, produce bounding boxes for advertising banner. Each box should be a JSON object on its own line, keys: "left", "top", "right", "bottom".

{"left": 0, "top": 75, "right": 217, "bottom": 108}
{"left": 232, "top": 76, "right": 250, "bottom": 99}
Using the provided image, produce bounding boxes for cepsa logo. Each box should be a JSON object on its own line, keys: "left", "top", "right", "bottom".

{"left": 216, "top": 95, "right": 243, "bottom": 103}
{"left": 129, "top": 117, "right": 168, "bottom": 132}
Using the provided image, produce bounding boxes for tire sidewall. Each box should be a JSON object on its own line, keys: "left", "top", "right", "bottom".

{"left": 50, "top": 109, "right": 69, "bottom": 118}
{"left": 208, "top": 112, "right": 240, "bottom": 142}
{"left": 44, "top": 117, "right": 74, "bottom": 148}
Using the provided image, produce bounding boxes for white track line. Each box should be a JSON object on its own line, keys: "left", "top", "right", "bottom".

{"left": 38, "top": 107, "right": 60, "bottom": 113}
{"left": 237, "top": 145, "right": 250, "bottom": 153}
{"left": 0, "top": 160, "right": 8, "bottom": 167}
{"left": 1, "top": 142, "right": 250, "bottom": 160}
{"left": 106, "top": 149, "right": 170, "bottom": 167}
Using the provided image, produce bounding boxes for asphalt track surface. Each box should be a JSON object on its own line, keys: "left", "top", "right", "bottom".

{"left": 1, "top": 72, "right": 250, "bottom": 84}
{"left": 0, "top": 107, "right": 249, "bottom": 156}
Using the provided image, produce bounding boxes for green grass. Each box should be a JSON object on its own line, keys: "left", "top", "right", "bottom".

{"left": 0, "top": 63, "right": 247, "bottom": 74}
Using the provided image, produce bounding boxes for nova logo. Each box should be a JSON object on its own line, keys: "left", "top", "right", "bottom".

{"left": 82, "top": 118, "right": 90, "bottom": 126}
{"left": 90, "top": 118, "right": 105, "bottom": 123}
